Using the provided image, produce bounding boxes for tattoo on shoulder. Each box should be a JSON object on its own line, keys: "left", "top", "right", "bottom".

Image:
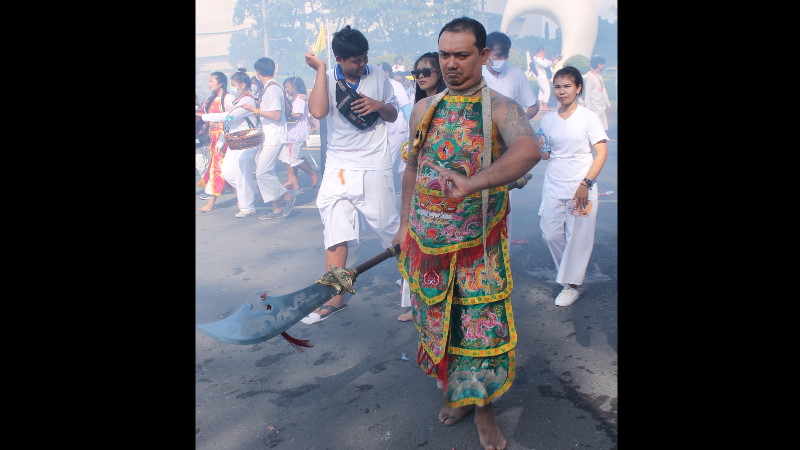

{"left": 495, "top": 97, "right": 534, "bottom": 144}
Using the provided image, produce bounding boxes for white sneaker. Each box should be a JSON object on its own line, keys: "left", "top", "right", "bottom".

{"left": 555, "top": 285, "right": 579, "bottom": 306}
{"left": 234, "top": 209, "right": 255, "bottom": 218}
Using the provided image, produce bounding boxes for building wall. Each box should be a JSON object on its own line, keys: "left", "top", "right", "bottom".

{"left": 196, "top": 0, "right": 254, "bottom": 99}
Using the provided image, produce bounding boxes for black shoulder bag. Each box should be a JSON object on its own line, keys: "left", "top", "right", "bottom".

{"left": 335, "top": 79, "right": 379, "bottom": 130}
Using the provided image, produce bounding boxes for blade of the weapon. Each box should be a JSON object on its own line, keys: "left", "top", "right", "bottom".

{"left": 196, "top": 282, "right": 338, "bottom": 345}
{"left": 196, "top": 244, "right": 401, "bottom": 345}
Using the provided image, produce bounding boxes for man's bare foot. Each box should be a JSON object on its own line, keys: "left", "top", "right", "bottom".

{"left": 397, "top": 310, "right": 413, "bottom": 322}
{"left": 438, "top": 405, "right": 474, "bottom": 426}
{"left": 474, "top": 403, "right": 506, "bottom": 450}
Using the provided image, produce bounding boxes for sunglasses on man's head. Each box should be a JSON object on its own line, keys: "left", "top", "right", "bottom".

{"left": 411, "top": 68, "right": 437, "bottom": 78}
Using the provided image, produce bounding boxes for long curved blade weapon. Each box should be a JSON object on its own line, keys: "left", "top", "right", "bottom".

{"left": 196, "top": 244, "right": 401, "bottom": 345}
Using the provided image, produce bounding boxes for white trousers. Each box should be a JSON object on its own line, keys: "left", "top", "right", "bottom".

{"left": 538, "top": 195, "right": 598, "bottom": 286}
{"left": 388, "top": 131, "right": 407, "bottom": 176}
{"left": 221, "top": 146, "right": 259, "bottom": 212}
{"left": 590, "top": 107, "right": 609, "bottom": 130}
{"left": 316, "top": 167, "right": 400, "bottom": 250}
{"left": 255, "top": 142, "right": 287, "bottom": 203}
{"left": 279, "top": 141, "right": 306, "bottom": 166}
{"left": 537, "top": 75, "right": 551, "bottom": 103}
{"left": 400, "top": 280, "right": 411, "bottom": 307}
{"left": 195, "top": 144, "right": 210, "bottom": 177}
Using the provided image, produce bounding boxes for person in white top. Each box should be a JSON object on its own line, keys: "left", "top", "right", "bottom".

{"left": 391, "top": 54, "right": 406, "bottom": 73}
{"left": 279, "top": 76, "right": 319, "bottom": 190}
{"left": 482, "top": 31, "right": 540, "bottom": 245}
{"left": 380, "top": 62, "right": 411, "bottom": 180}
{"left": 535, "top": 66, "right": 608, "bottom": 307}
{"left": 241, "top": 57, "right": 297, "bottom": 219}
{"left": 201, "top": 70, "right": 261, "bottom": 218}
{"left": 532, "top": 46, "right": 562, "bottom": 111}
{"left": 301, "top": 25, "right": 402, "bottom": 324}
{"left": 580, "top": 55, "right": 612, "bottom": 131}
{"left": 482, "top": 32, "right": 539, "bottom": 119}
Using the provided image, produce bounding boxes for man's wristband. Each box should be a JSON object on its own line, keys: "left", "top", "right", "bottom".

{"left": 253, "top": 108, "right": 260, "bottom": 116}
{"left": 582, "top": 178, "right": 594, "bottom": 189}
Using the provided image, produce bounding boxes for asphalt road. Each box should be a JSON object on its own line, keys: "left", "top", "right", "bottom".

{"left": 195, "top": 138, "right": 618, "bottom": 450}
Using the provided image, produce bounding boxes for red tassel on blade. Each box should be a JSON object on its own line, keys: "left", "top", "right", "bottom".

{"left": 258, "top": 293, "right": 313, "bottom": 351}
{"left": 280, "top": 332, "right": 313, "bottom": 352}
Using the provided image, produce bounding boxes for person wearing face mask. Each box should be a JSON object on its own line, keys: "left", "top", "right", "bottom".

{"left": 481, "top": 31, "right": 539, "bottom": 245}
{"left": 250, "top": 76, "right": 264, "bottom": 100}
{"left": 481, "top": 32, "right": 538, "bottom": 120}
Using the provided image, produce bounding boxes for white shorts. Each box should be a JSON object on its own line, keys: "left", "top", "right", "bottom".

{"left": 279, "top": 141, "right": 306, "bottom": 166}
{"left": 316, "top": 167, "right": 400, "bottom": 250}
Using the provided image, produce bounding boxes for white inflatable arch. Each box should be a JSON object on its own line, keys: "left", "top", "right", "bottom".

{"left": 500, "top": 0, "right": 598, "bottom": 72}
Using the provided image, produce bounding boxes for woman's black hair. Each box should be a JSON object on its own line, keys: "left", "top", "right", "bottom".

{"left": 231, "top": 70, "right": 251, "bottom": 90}
{"left": 413, "top": 52, "right": 447, "bottom": 104}
{"left": 204, "top": 71, "right": 228, "bottom": 112}
{"left": 284, "top": 76, "right": 307, "bottom": 97}
{"left": 553, "top": 66, "right": 585, "bottom": 98}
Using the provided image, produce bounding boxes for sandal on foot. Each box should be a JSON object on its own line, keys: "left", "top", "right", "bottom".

{"left": 259, "top": 210, "right": 283, "bottom": 220}
{"left": 281, "top": 191, "right": 297, "bottom": 218}
{"left": 300, "top": 304, "right": 348, "bottom": 324}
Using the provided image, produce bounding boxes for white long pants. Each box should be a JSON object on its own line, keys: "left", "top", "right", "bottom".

{"left": 221, "top": 146, "right": 259, "bottom": 212}
{"left": 536, "top": 75, "right": 550, "bottom": 103}
{"left": 388, "top": 131, "right": 407, "bottom": 176}
{"left": 538, "top": 195, "right": 598, "bottom": 286}
{"left": 255, "top": 142, "right": 287, "bottom": 203}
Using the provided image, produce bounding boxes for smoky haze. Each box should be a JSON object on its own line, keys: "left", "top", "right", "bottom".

{"left": 195, "top": 0, "right": 617, "bottom": 100}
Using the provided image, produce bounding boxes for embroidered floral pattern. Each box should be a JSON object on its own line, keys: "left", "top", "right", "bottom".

{"left": 399, "top": 94, "right": 517, "bottom": 408}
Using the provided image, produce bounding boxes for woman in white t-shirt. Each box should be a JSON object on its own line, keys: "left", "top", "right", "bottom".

{"left": 535, "top": 66, "right": 608, "bottom": 307}
{"left": 279, "top": 76, "right": 319, "bottom": 190}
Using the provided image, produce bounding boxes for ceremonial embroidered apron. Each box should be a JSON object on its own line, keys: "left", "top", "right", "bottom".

{"left": 398, "top": 94, "right": 517, "bottom": 408}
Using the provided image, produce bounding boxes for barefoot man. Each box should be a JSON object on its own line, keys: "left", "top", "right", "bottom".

{"left": 392, "top": 16, "right": 541, "bottom": 450}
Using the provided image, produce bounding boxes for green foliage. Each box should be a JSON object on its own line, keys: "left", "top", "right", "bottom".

{"left": 508, "top": 35, "right": 561, "bottom": 64}
{"left": 563, "top": 54, "right": 590, "bottom": 74}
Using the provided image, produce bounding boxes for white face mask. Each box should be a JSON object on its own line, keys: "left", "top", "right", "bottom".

{"left": 488, "top": 57, "right": 507, "bottom": 73}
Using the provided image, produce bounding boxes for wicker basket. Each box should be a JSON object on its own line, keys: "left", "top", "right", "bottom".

{"left": 224, "top": 106, "right": 265, "bottom": 150}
